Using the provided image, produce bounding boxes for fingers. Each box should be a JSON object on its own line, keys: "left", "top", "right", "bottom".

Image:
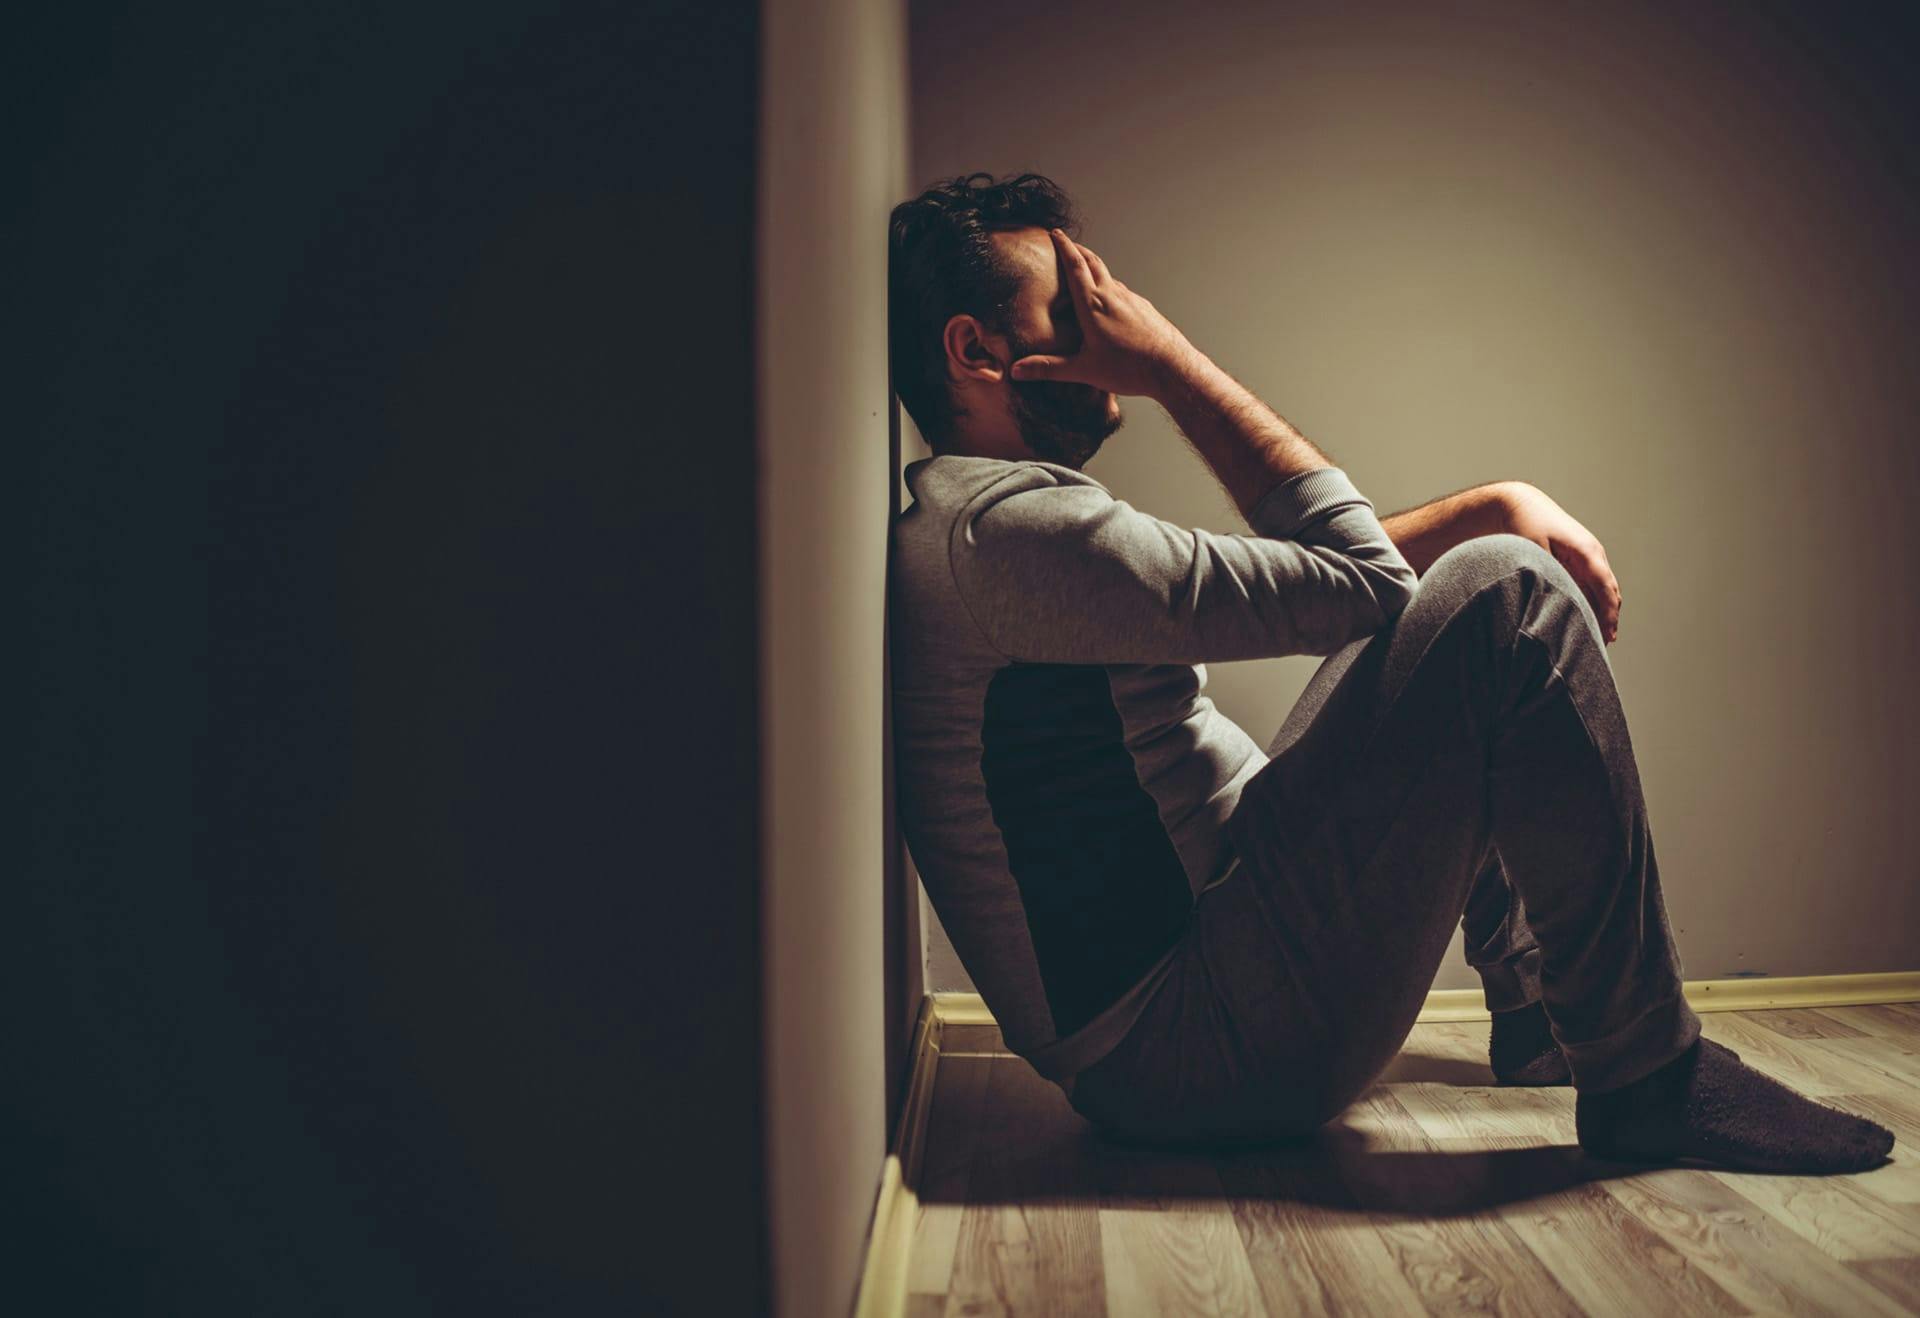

{"left": 1008, "top": 353, "right": 1070, "bottom": 381}
{"left": 1573, "top": 575, "right": 1615, "bottom": 644}
{"left": 1589, "top": 546, "right": 1622, "bottom": 641}
{"left": 1049, "top": 227, "right": 1098, "bottom": 307}
{"left": 1593, "top": 586, "right": 1619, "bottom": 643}
{"left": 1077, "top": 240, "right": 1113, "bottom": 285}
{"left": 1551, "top": 538, "right": 1621, "bottom": 643}
{"left": 1584, "top": 556, "right": 1622, "bottom": 642}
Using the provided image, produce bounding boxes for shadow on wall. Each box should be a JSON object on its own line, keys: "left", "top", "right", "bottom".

{"left": 20, "top": 1, "right": 768, "bottom": 1312}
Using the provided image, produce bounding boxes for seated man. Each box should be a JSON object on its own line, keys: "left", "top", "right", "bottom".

{"left": 886, "top": 171, "right": 1894, "bottom": 1174}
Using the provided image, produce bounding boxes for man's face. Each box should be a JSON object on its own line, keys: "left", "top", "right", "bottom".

{"left": 992, "top": 228, "right": 1124, "bottom": 468}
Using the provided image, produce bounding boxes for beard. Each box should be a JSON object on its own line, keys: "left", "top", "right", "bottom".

{"left": 1004, "top": 330, "right": 1125, "bottom": 469}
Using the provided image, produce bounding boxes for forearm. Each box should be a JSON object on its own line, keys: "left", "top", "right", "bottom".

{"left": 1379, "top": 480, "right": 1521, "bottom": 576}
{"left": 1142, "top": 344, "right": 1502, "bottom": 580}
{"left": 1150, "top": 346, "right": 1333, "bottom": 521}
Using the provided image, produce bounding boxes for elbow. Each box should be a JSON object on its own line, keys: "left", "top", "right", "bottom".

{"left": 1291, "top": 563, "right": 1419, "bottom": 657}
{"left": 1375, "top": 563, "right": 1419, "bottom": 624}
{"left": 1360, "top": 545, "right": 1419, "bottom": 627}
{"left": 1286, "top": 546, "right": 1422, "bottom": 655}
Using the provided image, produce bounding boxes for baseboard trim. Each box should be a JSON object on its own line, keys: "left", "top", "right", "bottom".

{"left": 1421, "top": 970, "right": 1920, "bottom": 1021}
{"left": 933, "top": 969, "right": 1920, "bottom": 1035}
{"left": 851, "top": 995, "right": 944, "bottom": 1318}
{"left": 853, "top": 969, "right": 1920, "bottom": 1314}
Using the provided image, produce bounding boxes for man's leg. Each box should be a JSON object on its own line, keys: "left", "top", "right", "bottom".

{"left": 1184, "top": 533, "right": 1891, "bottom": 1172}
{"left": 1462, "top": 843, "right": 1572, "bottom": 1085}
{"left": 1202, "top": 532, "right": 1696, "bottom": 1118}
{"left": 1239, "top": 592, "right": 1555, "bottom": 1043}
{"left": 1461, "top": 842, "right": 1544, "bottom": 1013}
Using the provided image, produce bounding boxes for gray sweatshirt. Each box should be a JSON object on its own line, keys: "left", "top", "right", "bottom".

{"left": 889, "top": 455, "right": 1418, "bottom": 1092}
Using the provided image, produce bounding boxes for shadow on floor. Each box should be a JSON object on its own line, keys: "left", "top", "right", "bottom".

{"left": 927, "top": 1047, "right": 1687, "bottom": 1217}
{"left": 948, "top": 1127, "right": 1653, "bottom": 1218}
{"left": 1373, "top": 1050, "right": 1499, "bottom": 1086}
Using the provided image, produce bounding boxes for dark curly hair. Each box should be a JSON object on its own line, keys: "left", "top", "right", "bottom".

{"left": 888, "top": 171, "right": 1082, "bottom": 451}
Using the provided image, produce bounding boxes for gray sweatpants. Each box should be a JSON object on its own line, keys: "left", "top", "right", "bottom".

{"left": 1066, "top": 533, "right": 1704, "bottom": 1148}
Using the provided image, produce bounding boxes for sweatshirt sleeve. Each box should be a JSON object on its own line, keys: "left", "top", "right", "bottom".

{"left": 947, "top": 464, "right": 1419, "bottom": 665}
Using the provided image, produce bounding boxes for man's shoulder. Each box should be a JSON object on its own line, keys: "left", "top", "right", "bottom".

{"left": 903, "top": 454, "right": 1110, "bottom": 514}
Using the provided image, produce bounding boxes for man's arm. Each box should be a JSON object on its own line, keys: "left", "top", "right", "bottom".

{"left": 1012, "top": 227, "right": 1369, "bottom": 525}
{"left": 1149, "top": 345, "right": 1335, "bottom": 520}
{"left": 982, "top": 228, "right": 1416, "bottom": 662}
{"left": 1008, "top": 218, "right": 1619, "bottom": 643}
{"left": 1377, "top": 479, "right": 1626, "bottom": 643}
{"left": 950, "top": 461, "right": 1418, "bottom": 666}
{"left": 1377, "top": 480, "right": 1523, "bottom": 577}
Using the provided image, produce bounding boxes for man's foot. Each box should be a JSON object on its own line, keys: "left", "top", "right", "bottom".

{"left": 1489, "top": 1000, "right": 1571, "bottom": 1086}
{"left": 1576, "top": 1035, "right": 1896, "bottom": 1174}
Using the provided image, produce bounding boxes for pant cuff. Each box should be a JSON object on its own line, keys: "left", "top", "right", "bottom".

{"left": 1474, "top": 945, "right": 1544, "bottom": 1014}
{"left": 1553, "top": 991, "right": 1703, "bottom": 1093}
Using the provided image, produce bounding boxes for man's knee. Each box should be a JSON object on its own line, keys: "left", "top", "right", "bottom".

{"left": 1423, "top": 533, "right": 1574, "bottom": 603}
{"left": 1420, "top": 533, "right": 1603, "bottom": 655}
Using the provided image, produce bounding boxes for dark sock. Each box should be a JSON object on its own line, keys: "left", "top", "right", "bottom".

{"left": 1576, "top": 1035, "right": 1896, "bottom": 1174}
{"left": 1489, "top": 1000, "right": 1570, "bottom": 1086}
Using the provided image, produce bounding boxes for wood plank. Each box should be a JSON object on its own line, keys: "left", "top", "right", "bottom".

{"left": 909, "top": 1054, "right": 994, "bottom": 1297}
{"left": 1597, "top": 1165, "right": 1913, "bottom": 1316}
{"left": 1083, "top": 1113, "right": 1270, "bottom": 1314}
{"left": 1393, "top": 1082, "right": 1576, "bottom": 1144}
{"left": 1407, "top": 1020, "right": 1495, "bottom": 1064}
{"left": 1214, "top": 1133, "right": 1428, "bottom": 1317}
{"left": 945, "top": 1059, "right": 1106, "bottom": 1317}
{"left": 1834, "top": 1089, "right": 1920, "bottom": 1145}
{"left": 1746, "top": 1006, "right": 1870, "bottom": 1040}
{"left": 1696, "top": 1011, "right": 1899, "bottom": 1097}
{"left": 943, "top": 1176, "right": 1106, "bottom": 1317}
{"left": 922, "top": 1055, "right": 996, "bottom": 1199}
{"left": 1335, "top": 1084, "right": 1435, "bottom": 1152}
{"left": 1094, "top": 1144, "right": 1229, "bottom": 1209}
{"left": 1438, "top": 1018, "right": 1495, "bottom": 1057}
{"left": 1796, "top": 1033, "right": 1920, "bottom": 1093}
{"left": 1438, "top": 1135, "right": 1744, "bottom": 1315}
{"left": 1322, "top": 1104, "right": 1586, "bottom": 1315}
{"left": 1375, "top": 1023, "right": 1497, "bottom": 1087}
{"left": 906, "top": 1191, "right": 966, "bottom": 1299}
{"left": 1709, "top": 1164, "right": 1920, "bottom": 1262}
{"left": 1825, "top": 1088, "right": 1920, "bottom": 1208}
{"left": 1818, "top": 1003, "right": 1920, "bottom": 1039}
{"left": 1851, "top": 1257, "right": 1920, "bottom": 1312}
{"left": 1098, "top": 1202, "right": 1268, "bottom": 1318}
{"left": 913, "top": 1011, "right": 1920, "bottom": 1315}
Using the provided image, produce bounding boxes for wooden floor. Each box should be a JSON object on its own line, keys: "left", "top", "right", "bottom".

{"left": 905, "top": 1003, "right": 1920, "bottom": 1316}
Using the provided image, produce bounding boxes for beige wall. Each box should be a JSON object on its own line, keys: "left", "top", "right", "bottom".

{"left": 910, "top": 0, "right": 1920, "bottom": 996}
{"left": 761, "top": 0, "right": 908, "bottom": 1314}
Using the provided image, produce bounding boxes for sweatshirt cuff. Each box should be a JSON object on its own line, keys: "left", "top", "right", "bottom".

{"left": 1246, "top": 466, "right": 1372, "bottom": 539}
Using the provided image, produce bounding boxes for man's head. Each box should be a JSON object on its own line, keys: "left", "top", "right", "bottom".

{"left": 889, "top": 172, "right": 1124, "bottom": 467}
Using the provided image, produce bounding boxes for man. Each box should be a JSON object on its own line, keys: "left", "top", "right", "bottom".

{"left": 886, "top": 171, "right": 1893, "bottom": 1173}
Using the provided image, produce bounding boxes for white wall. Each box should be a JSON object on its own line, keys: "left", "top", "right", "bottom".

{"left": 911, "top": 0, "right": 1920, "bottom": 997}
{"left": 760, "top": 0, "right": 908, "bottom": 1313}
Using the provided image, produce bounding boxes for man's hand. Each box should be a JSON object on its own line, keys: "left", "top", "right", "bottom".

{"left": 1501, "top": 482, "right": 1622, "bottom": 643}
{"left": 1009, "top": 228, "right": 1200, "bottom": 400}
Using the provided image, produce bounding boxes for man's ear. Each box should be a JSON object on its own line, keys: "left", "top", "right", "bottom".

{"left": 943, "top": 314, "right": 1008, "bottom": 385}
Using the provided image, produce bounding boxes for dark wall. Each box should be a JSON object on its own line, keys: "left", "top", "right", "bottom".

{"left": 16, "top": 2, "right": 766, "bottom": 1312}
